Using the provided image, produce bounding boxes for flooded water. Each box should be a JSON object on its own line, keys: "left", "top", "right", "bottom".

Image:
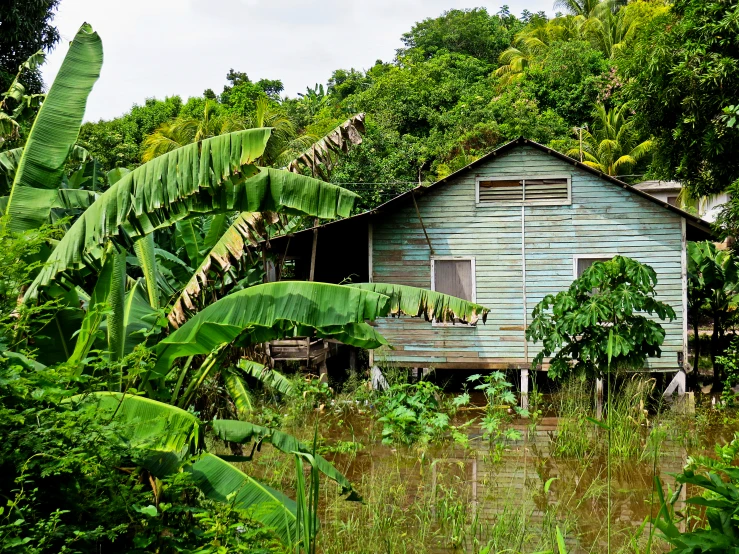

{"left": 307, "top": 402, "right": 726, "bottom": 554}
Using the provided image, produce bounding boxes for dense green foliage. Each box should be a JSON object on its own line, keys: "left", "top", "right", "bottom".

{"left": 72, "top": 2, "right": 673, "bottom": 207}
{"left": 621, "top": 0, "right": 739, "bottom": 195}
{"left": 656, "top": 434, "right": 739, "bottom": 552}
{"left": 0, "top": 0, "right": 60, "bottom": 94}
{"left": 687, "top": 242, "right": 739, "bottom": 387}
{"left": 0, "top": 22, "right": 491, "bottom": 551}
{"left": 526, "top": 256, "right": 675, "bottom": 379}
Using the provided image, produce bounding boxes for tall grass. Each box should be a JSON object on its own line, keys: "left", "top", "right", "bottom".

{"left": 221, "top": 369, "right": 722, "bottom": 554}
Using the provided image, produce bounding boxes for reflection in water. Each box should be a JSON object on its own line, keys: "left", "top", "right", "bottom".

{"left": 315, "top": 406, "right": 707, "bottom": 553}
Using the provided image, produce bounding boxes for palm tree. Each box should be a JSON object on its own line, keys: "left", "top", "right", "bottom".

{"left": 495, "top": 15, "right": 586, "bottom": 84}
{"left": 142, "top": 97, "right": 314, "bottom": 167}
{"left": 566, "top": 103, "right": 653, "bottom": 176}
{"left": 583, "top": 1, "right": 666, "bottom": 58}
{"left": 555, "top": 0, "right": 608, "bottom": 17}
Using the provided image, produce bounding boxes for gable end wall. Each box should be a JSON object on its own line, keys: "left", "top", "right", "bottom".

{"left": 371, "top": 145, "right": 685, "bottom": 372}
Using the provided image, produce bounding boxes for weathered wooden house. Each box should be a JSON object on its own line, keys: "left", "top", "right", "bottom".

{"left": 270, "top": 138, "right": 712, "bottom": 396}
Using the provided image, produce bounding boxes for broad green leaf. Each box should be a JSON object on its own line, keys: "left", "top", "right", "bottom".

{"left": 211, "top": 420, "right": 359, "bottom": 499}
{"left": 224, "top": 370, "right": 254, "bottom": 416}
{"left": 68, "top": 243, "right": 118, "bottom": 367}
{"left": 347, "top": 283, "right": 489, "bottom": 324}
{"left": 0, "top": 147, "right": 23, "bottom": 193}
{"left": 133, "top": 234, "right": 159, "bottom": 309}
{"left": 176, "top": 219, "right": 202, "bottom": 268}
{"left": 34, "top": 288, "right": 84, "bottom": 366}
{"left": 97, "top": 278, "right": 159, "bottom": 358}
{"left": 107, "top": 244, "right": 127, "bottom": 365}
{"left": 1, "top": 351, "right": 47, "bottom": 371}
{"left": 202, "top": 213, "right": 228, "bottom": 253}
{"left": 168, "top": 212, "right": 274, "bottom": 328}
{"left": 25, "top": 134, "right": 358, "bottom": 299}
{"left": 5, "top": 24, "right": 103, "bottom": 232}
{"left": 76, "top": 391, "right": 201, "bottom": 475}
{"left": 153, "top": 282, "right": 390, "bottom": 376}
{"left": 237, "top": 359, "right": 293, "bottom": 395}
{"left": 106, "top": 166, "right": 130, "bottom": 185}
{"left": 188, "top": 453, "right": 297, "bottom": 545}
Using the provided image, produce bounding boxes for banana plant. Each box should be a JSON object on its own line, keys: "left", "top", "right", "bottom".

{"left": 4, "top": 23, "right": 103, "bottom": 233}
{"left": 148, "top": 281, "right": 488, "bottom": 403}
{"left": 77, "top": 391, "right": 358, "bottom": 545}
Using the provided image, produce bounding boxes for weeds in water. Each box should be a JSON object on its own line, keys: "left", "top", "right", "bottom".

{"left": 551, "top": 378, "right": 594, "bottom": 460}
{"left": 608, "top": 376, "right": 655, "bottom": 461}
{"left": 373, "top": 380, "right": 470, "bottom": 446}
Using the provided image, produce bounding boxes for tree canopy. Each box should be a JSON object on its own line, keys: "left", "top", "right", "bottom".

{"left": 0, "top": 0, "right": 60, "bottom": 94}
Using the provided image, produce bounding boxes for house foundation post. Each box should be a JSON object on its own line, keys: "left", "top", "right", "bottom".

{"left": 520, "top": 369, "right": 529, "bottom": 412}
{"left": 595, "top": 378, "right": 604, "bottom": 420}
{"left": 663, "top": 368, "right": 687, "bottom": 398}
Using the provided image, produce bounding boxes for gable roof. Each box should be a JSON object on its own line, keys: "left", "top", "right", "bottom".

{"left": 294, "top": 137, "right": 714, "bottom": 239}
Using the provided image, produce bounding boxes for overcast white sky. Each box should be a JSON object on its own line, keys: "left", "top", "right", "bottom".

{"left": 41, "top": 0, "right": 555, "bottom": 122}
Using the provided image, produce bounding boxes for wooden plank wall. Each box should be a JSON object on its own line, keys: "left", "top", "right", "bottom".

{"left": 371, "top": 146, "right": 684, "bottom": 372}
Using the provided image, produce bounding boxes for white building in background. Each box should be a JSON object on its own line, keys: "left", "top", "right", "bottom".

{"left": 633, "top": 180, "right": 729, "bottom": 223}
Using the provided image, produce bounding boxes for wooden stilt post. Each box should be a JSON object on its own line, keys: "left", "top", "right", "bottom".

{"left": 348, "top": 347, "right": 357, "bottom": 378}
{"left": 520, "top": 369, "right": 529, "bottom": 412}
{"left": 596, "top": 378, "right": 604, "bottom": 420}
{"left": 309, "top": 219, "right": 319, "bottom": 282}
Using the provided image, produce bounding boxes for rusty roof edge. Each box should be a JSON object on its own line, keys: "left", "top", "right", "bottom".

{"left": 271, "top": 136, "right": 715, "bottom": 241}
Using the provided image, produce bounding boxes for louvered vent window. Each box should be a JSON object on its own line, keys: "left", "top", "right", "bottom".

{"left": 477, "top": 177, "right": 570, "bottom": 205}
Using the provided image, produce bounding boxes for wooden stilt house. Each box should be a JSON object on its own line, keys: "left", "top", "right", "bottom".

{"left": 268, "top": 138, "right": 712, "bottom": 395}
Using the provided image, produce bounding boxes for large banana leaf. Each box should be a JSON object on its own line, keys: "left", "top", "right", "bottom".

{"left": 0, "top": 188, "right": 100, "bottom": 216}
{"left": 168, "top": 211, "right": 276, "bottom": 327}
{"left": 188, "top": 453, "right": 297, "bottom": 544}
{"left": 68, "top": 243, "right": 119, "bottom": 367}
{"left": 78, "top": 391, "right": 201, "bottom": 475}
{"left": 176, "top": 219, "right": 202, "bottom": 267}
{"left": 211, "top": 419, "right": 359, "bottom": 499}
{"left": 107, "top": 244, "right": 127, "bottom": 364}
{"left": 237, "top": 359, "right": 293, "bottom": 395}
{"left": 121, "top": 279, "right": 160, "bottom": 355}
{"left": 25, "top": 133, "right": 358, "bottom": 300}
{"left": 223, "top": 368, "right": 255, "bottom": 416}
{"left": 346, "top": 283, "right": 489, "bottom": 324}
{"left": 153, "top": 282, "right": 390, "bottom": 376}
{"left": 94, "top": 278, "right": 160, "bottom": 360}
{"left": 78, "top": 392, "right": 297, "bottom": 542}
{"left": 34, "top": 288, "right": 84, "bottom": 366}
{"left": 5, "top": 24, "right": 103, "bottom": 232}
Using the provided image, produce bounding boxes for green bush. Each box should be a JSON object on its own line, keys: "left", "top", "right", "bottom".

{"left": 0, "top": 358, "right": 285, "bottom": 553}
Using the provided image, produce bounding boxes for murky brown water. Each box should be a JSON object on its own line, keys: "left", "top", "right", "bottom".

{"left": 308, "top": 403, "right": 728, "bottom": 554}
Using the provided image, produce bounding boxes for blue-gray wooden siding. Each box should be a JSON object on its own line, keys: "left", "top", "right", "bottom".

{"left": 371, "top": 145, "right": 684, "bottom": 371}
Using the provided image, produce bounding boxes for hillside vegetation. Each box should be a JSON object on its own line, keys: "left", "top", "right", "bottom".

{"left": 73, "top": 1, "right": 706, "bottom": 211}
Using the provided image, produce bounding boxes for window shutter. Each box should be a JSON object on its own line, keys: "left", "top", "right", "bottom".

{"left": 577, "top": 257, "right": 612, "bottom": 277}
{"left": 434, "top": 260, "right": 473, "bottom": 301}
{"left": 478, "top": 179, "right": 523, "bottom": 203}
{"left": 523, "top": 178, "right": 569, "bottom": 203}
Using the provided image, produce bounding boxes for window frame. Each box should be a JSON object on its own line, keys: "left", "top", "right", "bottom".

{"left": 572, "top": 255, "right": 615, "bottom": 279}
{"left": 430, "top": 256, "right": 476, "bottom": 327}
{"left": 476, "top": 174, "right": 572, "bottom": 207}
